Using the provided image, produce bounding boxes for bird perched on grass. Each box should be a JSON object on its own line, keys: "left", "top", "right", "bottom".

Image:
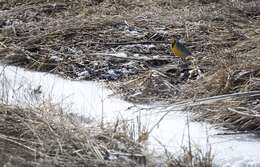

{"left": 171, "top": 37, "right": 202, "bottom": 79}
{"left": 171, "top": 38, "right": 192, "bottom": 59}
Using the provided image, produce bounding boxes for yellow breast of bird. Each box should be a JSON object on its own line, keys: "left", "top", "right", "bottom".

{"left": 172, "top": 44, "right": 185, "bottom": 57}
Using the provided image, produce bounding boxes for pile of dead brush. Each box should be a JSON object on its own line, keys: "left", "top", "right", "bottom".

{"left": 182, "top": 34, "right": 260, "bottom": 131}
{"left": 0, "top": 0, "right": 176, "bottom": 81}
{"left": 0, "top": 103, "right": 146, "bottom": 167}
{"left": 108, "top": 0, "right": 260, "bottom": 132}
{"left": 192, "top": 95, "right": 260, "bottom": 132}
{"left": 0, "top": 0, "right": 259, "bottom": 131}
{"left": 187, "top": 62, "right": 260, "bottom": 131}
{"left": 109, "top": 0, "right": 260, "bottom": 102}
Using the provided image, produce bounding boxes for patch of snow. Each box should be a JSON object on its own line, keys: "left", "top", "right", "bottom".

{"left": 156, "top": 30, "right": 168, "bottom": 34}
{"left": 50, "top": 55, "right": 63, "bottom": 62}
{"left": 152, "top": 55, "right": 161, "bottom": 59}
{"left": 77, "top": 71, "right": 90, "bottom": 80}
{"left": 114, "top": 52, "right": 128, "bottom": 58}
{"left": 1, "top": 64, "right": 260, "bottom": 166}
{"left": 143, "top": 44, "right": 156, "bottom": 49}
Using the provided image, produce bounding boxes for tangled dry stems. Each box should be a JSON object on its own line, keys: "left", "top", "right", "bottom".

{"left": 168, "top": 147, "right": 213, "bottom": 167}
{"left": 0, "top": 0, "right": 260, "bottom": 132}
{"left": 191, "top": 95, "right": 260, "bottom": 131}
{"left": 0, "top": 103, "right": 146, "bottom": 167}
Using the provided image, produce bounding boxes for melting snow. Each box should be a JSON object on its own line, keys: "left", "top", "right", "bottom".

{"left": 0, "top": 64, "right": 260, "bottom": 166}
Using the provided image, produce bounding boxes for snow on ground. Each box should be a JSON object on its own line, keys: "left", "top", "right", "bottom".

{"left": 1, "top": 64, "right": 260, "bottom": 166}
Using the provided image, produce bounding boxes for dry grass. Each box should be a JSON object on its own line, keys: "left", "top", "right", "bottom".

{"left": 0, "top": 95, "right": 215, "bottom": 167}
{"left": 183, "top": 36, "right": 260, "bottom": 131}
{"left": 0, "top": 0, "right": 260, "bottom": 133}
{"left": 185, "top": 58, "right": 260, "bottom": 97}
{"left": 0, "top": 102, "right": 147, "bottom": 167}
{"left": 167, "top": 147, "right": 213, "bottom": 167}
{"left": 191, "top": 96, "right": 260, "bottom": 131}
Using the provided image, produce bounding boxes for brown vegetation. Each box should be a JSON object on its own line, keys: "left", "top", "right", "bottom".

{"left": 0, "top": 0, "right": 259, "bottom": 139}
{"left": 0, "top": 103, "right": 146, "bottom": 167}
{"left": 168, "top": 147, "right": 213, "bottom": 167}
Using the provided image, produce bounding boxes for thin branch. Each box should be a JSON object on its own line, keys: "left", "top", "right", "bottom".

{"left": 88, "top": 41, "right": 170, "bottom": 46}
{"left": 0, "top": 134, "right": 44, "bottom": 155}
{"left": 147, "top": 91, "right": 260, "bottom": 135}
{"left": 86, "top": 52, "right": 174, "bottom": 61}
{"left": 161, "top": 91, "right": 260, "bottom": 110}
{"left": 227, "top": 108, "right": 260, "bottom": 118}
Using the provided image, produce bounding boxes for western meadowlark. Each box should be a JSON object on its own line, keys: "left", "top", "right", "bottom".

{"left": 171, "top": 38, "right": 192, "bottom": 59}
{"left": 171, "top": 38, "right": 202, "bottom": 79}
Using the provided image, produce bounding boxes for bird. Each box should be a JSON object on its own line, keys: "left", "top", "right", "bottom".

{"left": 171, "top": 38, "right": 192, "bottom": 59}
{"left": 171, "top": 38, "right": 202, "bottom": 79}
